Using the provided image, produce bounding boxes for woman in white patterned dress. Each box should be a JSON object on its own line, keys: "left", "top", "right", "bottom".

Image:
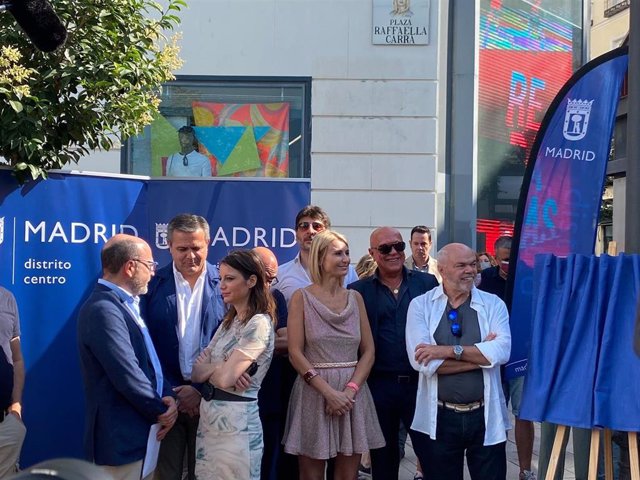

{"left": 192, "top": 250, "right": 275, "bottom": 479}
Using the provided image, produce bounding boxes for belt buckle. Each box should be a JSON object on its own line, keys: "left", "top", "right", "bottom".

{"left": 397, "top": 375, "right": 410, "bottom": 384}
{"left": 201, "top": 383, "right": 215, "bottom": 402}
{"left": 439, "top": 400, "right": 482, "bottom": 413}
{"left": 454, "top": 403, "right": 473, "bottom": 413}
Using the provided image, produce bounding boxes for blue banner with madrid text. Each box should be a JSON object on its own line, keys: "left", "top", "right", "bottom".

{"left": 504, "top": 47, "right": 628, "bottom": 379}
{"left": 0, "top": 170, "right": 309, "bottom": 465}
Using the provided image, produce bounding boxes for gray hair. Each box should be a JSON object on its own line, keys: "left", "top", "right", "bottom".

{"left": 494, "top": 236, "right": 512, "bottom": 251}
{"left": 168, "top": 214, "right": 210, "bottom": 242}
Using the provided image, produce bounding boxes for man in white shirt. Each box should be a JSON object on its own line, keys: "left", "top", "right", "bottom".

{"left": 142, "top": 215, "right": 225, "bottom": 480}
{"left": 404, "top": 225, "right": 442, "bottom": 283}
{"left": 275, "top": 205, "right": 358, "bottom": 305}
{"left": 405, "top": 243, "right": 511, "bottom": 480}
{"left": 165, "top": 126, "right": 212, "bottom": 177}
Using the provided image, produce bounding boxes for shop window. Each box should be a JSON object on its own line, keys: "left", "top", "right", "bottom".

{"left": 124, "top": 76, "right": 311, "bottom": 178}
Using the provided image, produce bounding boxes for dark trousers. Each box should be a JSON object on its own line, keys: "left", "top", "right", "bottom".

{"left": 368, "top": 372, "right": 425, "bottom": 480}
{"left": 154, "top": 412, "right": 199, "bottom": 480}
{"left": 259, "top": 413, "right": 299, "bottom": 480}
{"left": 260, "top": 414, "right": 281, "bottom": 480}
{"left": 413, "top": 407, "right": 506, "bottom": 480}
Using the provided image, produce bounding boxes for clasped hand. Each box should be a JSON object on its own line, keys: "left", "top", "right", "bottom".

{"left": 156, "top": 396, "right": 178, "bottom": 440}
{"left": 174, "top": 385, "right": 201, "bottom": 417}
{"left": 323, "top": 387, "right": 356, "bottom": 416}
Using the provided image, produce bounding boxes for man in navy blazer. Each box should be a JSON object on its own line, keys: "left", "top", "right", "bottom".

{"left": 141, "top": 214, "right": 225, "bottom": 480}
{"left": 77, "top": 234, "right": 177, "bottom": 480}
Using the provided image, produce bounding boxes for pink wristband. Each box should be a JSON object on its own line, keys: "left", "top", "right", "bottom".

{"left": 345, "top": 381, "right": 360, "bottom": 393}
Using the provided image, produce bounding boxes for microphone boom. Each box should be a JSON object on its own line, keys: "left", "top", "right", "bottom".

{"left": 8, "top": 0, "right": 67, "bottom": 52}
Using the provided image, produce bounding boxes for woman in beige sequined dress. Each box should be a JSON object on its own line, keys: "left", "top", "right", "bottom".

{"left": 283, "top": 230, "right": 384, "bottom": 480}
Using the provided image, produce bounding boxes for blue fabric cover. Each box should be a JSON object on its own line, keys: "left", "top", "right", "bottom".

{"left": 520, "top": 254, "right": 640, "bottom": 430}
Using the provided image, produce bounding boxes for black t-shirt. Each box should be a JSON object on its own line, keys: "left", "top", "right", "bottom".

{"left": 479, "top": 266, "right": 506, "bottom": 301}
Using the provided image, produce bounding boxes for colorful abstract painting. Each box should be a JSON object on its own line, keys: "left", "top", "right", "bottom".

{"left": 192, "top": 102, "right": 290, "bottom": 177}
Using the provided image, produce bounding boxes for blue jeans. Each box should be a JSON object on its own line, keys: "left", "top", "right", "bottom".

{"left": 413, "top": 406, "right": 506, "bottom": 480}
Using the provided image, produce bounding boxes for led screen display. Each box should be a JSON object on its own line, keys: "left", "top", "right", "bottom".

{"left": 476, "top": 0, "right": 584, "bottom": 252}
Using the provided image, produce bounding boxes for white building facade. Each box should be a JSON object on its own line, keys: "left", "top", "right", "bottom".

{"left": 75, "top": 0, "right": 586, "bottom": 258}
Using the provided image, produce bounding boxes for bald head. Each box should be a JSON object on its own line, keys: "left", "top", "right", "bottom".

{"left": 369, "top": 227, "right": 401, "bottom": 248}
{"left": 437, "top": 243, "right": 474, "bottom": 267}
{"left": 437, "top": 243, "right": 477, "bottom": 295}
{"left": 253, "top": 246, "right": 278, "bottom": 282}
{"left": 101, "top": 234, "right": 149, "bottom": 275}
{"left": 368, "top": 227, "right": 405, "bottom": 278}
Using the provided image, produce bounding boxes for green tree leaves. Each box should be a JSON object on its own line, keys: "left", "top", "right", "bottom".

{"left": 0, "top": 0, "right": 186, "bottom": 181}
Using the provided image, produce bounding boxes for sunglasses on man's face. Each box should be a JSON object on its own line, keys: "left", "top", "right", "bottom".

{"left": 297, "top": 221, "right": 326, "bottom": 232}
{"left": 448, "top": 309, "right": 462, "bottom": 337}
{"left": 374, "top": 241, "right": 406, "bottom": 255}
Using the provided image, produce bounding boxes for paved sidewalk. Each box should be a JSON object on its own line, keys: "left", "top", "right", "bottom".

{"left": 396, "top": 417, "right": 578, "bottom": 480}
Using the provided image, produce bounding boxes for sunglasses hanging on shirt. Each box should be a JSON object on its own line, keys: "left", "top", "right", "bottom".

{"left": 448, "top": 308, "right": 462, "bottom": 338}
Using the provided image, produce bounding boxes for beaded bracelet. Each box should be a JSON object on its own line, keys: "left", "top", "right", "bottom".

{"left": 345, "top": 381, "right": 360, "bottom": 394}
{"left": 303, "top": 368, "right": 319, "bottom": 384}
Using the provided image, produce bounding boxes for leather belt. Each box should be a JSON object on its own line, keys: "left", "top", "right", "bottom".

{"left": 202, "top": 382, "right": 255, "bottom": 403}
{"left": 372, "top": 371, "right": 419, "bottom": 383}
{"left": 437, "top": 399, "right": 484, "bottom": 412}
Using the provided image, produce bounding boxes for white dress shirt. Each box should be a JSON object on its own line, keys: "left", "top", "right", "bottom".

{"left": 166, "top": 151, "right": 212, "bottom": 177}
{"left": 275, "top": 252, "right": 359, "bottom": 305}
{"left": 173, "top": 264, "right": 206, "bottom": 381}
{"left": 405, "top": 285, "right": 511, "bottom": 445}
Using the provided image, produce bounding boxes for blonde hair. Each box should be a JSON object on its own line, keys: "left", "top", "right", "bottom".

{"left": 355, "top": 254, "right": 377, "bottom": 278}
{"left": 308, "top": 230, "right": 349, "bottom": 284}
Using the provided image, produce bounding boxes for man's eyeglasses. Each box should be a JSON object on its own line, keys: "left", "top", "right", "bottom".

{"left": 374, "top": 241, "right": 406, "bottom": 255}
{"left": 448, "top": 308, "right": 462, "bottom": 338}
{"left": 133, "top": 258, "right": 159, "bottom": 273}
{"left": 296, "top": 221, "right": 326, "bottom": 232}
{"left": 182, "top": 155, "right": 189, "bottom": 166}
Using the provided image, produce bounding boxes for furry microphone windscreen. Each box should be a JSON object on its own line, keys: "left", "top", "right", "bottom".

{"left": 9, "top": 0, "right": 67, "bottom": 52}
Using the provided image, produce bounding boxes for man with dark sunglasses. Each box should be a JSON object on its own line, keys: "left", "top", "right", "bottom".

{"left": 348, "top": 227, "right": 438, "bottom": 480}
{"left": 405, "top": 243, "right": 511, "bottom": 480}
{"left": 275, "top": 205, "right": 358, "bottom": 305}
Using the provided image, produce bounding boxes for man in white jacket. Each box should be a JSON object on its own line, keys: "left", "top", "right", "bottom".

{"left": 405, "top": 243, "right": 511, "bottom": 480}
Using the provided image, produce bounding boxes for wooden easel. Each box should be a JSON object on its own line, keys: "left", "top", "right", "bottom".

{"left": 545, "top": 426, "right": 640, "bottom": 480}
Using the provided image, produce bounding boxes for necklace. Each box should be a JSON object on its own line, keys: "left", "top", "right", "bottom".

{"left": 383, "top": 278, "right": 403, "bottom": 295}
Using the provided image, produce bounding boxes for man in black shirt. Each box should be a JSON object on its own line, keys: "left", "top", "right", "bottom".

{"left": 349, "top": 227, "right": 438, "bottom": 480}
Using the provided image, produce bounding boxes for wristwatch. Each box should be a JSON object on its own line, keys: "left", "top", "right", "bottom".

{"left": 453, "top": 345, "right": 464, "bottom": 361}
